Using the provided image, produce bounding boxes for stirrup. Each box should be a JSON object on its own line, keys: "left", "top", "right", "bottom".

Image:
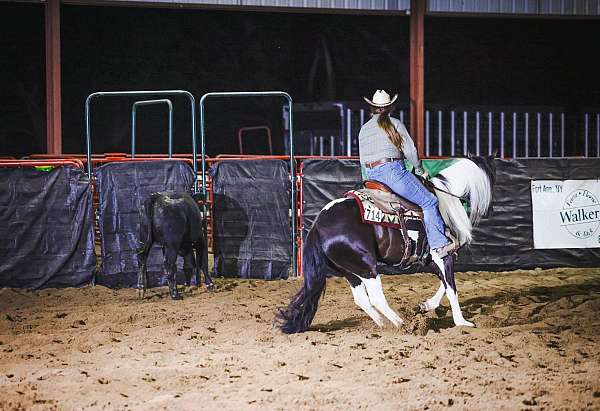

{"left": 432, "top": 237, "right": 459, "bottom": 258}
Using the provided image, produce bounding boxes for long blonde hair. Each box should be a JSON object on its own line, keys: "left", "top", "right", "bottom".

{"left": 372, "top": 106, "right": 403, "bottom": 151}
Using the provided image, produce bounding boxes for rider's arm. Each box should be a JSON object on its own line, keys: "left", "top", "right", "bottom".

{"left": 395, "top": 120, "right": 425, "bottom": 175}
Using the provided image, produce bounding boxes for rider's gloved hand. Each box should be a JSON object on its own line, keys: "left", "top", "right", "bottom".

{"left": 415, "top": 166, "right": 428, "bottom": 180}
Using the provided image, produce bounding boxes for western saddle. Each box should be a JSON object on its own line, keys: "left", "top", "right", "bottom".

{"left": 363, "top": 180, "right": 423, "bottom": 218}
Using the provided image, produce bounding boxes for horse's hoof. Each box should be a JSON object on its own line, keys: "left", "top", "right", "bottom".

{"left": 417, "top": 302, "right": 435, "bottom": 313}
{"left": 206, "top": 283, "right": 216, "bottom": 292}
{"left": 454, "top": 319, "right": 475, "bottom": 327}
{"left": 392, "top": 318, "right": 404, "bottom": 328}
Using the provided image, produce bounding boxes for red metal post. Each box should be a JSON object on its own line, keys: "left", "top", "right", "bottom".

{"left": 410, "top": 0, "right": 425, "bottom": 158}
{"left": 45, "top": 0, "right": 62, "bottom": 154}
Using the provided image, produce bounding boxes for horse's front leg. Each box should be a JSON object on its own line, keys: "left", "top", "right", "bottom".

{"left": 419, "top": 281, "right": 445, "bottom": 312}
{"left": 430, "top": 253, "right": 474, "bottom": 327}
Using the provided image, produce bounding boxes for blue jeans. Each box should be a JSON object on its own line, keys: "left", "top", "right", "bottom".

{"left": 366, "top": 161, "right": 450, "bottom": 249}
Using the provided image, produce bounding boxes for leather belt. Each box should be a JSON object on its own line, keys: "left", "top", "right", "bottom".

{"left": 364, "top": 157, "right": 402, "bottom": 169}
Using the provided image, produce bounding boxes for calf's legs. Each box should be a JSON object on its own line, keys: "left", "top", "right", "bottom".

{"left": 195, "top": 242, "right": 215, "bottom": 291}
{"left": 183, "top": 251, "right": 195, "bottom": 287}
{"left": 137, "top": 247, "right": 150, "bottom": 299}
{"left": 164, "top": 248, "right": 182, "bottom": 300}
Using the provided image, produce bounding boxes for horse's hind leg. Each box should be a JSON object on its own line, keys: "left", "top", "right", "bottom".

{"left": 419, "top": 281, "right": 445, "bottom": 312}
{"left": 347, "top": 277, "right": 384, "bottom": 327}
{"left": 362, "top": 274, "right": 404, "bottom": 327}
{"left": 430, "top": 253, "right": 473, "bottom": 327}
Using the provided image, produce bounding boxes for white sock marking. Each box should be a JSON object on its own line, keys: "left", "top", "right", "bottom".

{"left": 361, "top": 275, "right": 403, "bottom": 327}
{"left": 407, "top": 229, "right": 419, "bottom": 242}
{"left": 421, "top": 281, "right": 445, "bottom": 311}
{"left": 446, "top": 287, "right": 474, "bottom": 327}
{"left": 430, "top": 251, "right": 474, "bottom": 327}
{"left": 349, "top": 281, "right": 384, "bottom": 327}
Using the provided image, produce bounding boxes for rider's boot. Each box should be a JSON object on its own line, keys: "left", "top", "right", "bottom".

{"left": 431, "top": 234, "right": 459, "bottom": 258}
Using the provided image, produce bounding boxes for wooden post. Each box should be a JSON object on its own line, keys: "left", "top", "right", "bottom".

{"left": 410, "top": 0, "right": 425, "bottom": 157}
{"left": 45, "top": 0, "right": 62, "bottom": 154}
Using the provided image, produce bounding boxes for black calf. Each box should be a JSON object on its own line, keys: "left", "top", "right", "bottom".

{"left": 137, "top": 192, "right": 214, "bottom": 299}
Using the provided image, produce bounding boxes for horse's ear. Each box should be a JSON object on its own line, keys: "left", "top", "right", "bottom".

{"left": 491, "top": 148, "right": 499, "bottom": 158}
{"left": 466, "top": 151, "right": 473, "bottom": 159}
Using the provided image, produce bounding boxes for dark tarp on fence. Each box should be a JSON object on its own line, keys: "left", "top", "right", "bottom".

{"left": 300, "top": 159, "right": 362, "bottom": 240}
{"left": 95, "top": 160, "right": 195, "bottom": 288}
{"left": 457, "top": 158, "right": 600, "bottom": 270}
{"left": 211, "top": 159, "right": 291, "bottom": 279}
{"left": 0, "top": 166, "right": 96, "bottom": 289}
{"left": 300, "top": 158, "right": 600, "bottom": 272}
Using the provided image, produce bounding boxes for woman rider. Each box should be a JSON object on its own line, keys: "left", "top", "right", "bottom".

{"left": 359, "top": 89, "right": 456, "bottom": 258}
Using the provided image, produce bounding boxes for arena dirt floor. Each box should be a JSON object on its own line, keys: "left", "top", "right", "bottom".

{"left": 1, "top": 266, "right": 599, "bottom": 410}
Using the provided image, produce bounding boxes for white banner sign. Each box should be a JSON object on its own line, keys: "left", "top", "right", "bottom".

{"left": 531, "top": 180, "right": 600, "bottom": 249}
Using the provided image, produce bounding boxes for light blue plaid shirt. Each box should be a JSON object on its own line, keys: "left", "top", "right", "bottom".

{"left": 358, "top": 114, "right": 423, "bottom": 174}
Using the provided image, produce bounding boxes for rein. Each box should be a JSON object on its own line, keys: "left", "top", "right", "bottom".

{"left": 432, "top": 185, "right": 465, "bottom": 200}
{"left": 417, "top": 175, "right": 465, "bottom": 201}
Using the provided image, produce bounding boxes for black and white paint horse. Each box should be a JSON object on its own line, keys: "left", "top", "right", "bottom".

{"left": 278, "top": 156, "right": 495, "bottom": 333}
{"left": 137, "top": 192, "right": 214, "bottom": 300}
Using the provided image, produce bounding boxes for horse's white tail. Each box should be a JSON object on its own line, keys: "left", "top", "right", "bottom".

{"left": 431, "top": 158, "right": 493, "bottom": 246}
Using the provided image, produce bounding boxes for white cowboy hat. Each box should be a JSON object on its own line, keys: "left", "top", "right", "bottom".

{"left": 363, "top": 89, "right": 398, "bottom": 107}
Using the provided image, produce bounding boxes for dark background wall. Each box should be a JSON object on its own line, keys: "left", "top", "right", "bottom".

{"left": 59, "top": 6, "right": 410, "bottom": 156}
{"left": 0, "top": 4, "right": 45, "bottom": 157}
{"left": 1, "top": 3, "right": 599, "bottom": 157}
{"left": 425, "top": 17, "right": 600, "bottom": 108}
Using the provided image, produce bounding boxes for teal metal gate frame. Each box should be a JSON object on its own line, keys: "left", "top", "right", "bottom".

{"left": 199, "top": 91, "right": 296, "bottom": 277}
{"left": 131, "top": 99, "right": 173, "bottom": 159}
{"left": 85, "top": 90, "right": 199, "bottom": 192}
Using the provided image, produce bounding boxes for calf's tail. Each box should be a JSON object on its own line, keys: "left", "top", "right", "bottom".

{"left": 138, "top": 193, "right": 159, "bottom": 255}
{"left": 195, "top": 219, "right": 212, "bottom": 287}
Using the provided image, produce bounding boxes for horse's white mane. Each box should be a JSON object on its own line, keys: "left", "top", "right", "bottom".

{"left": 432, "top": 158, "right": 492, "bottom": 246}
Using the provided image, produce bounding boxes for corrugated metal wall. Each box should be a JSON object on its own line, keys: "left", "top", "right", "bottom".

{"left": 428, "top": 0, "right": 600, "bottom": 15}
{"left": 72, "top": 0, "right": 600, "bottom": 15}
{"left": 104, "top": 0, "right": 411, "bottom": 11}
